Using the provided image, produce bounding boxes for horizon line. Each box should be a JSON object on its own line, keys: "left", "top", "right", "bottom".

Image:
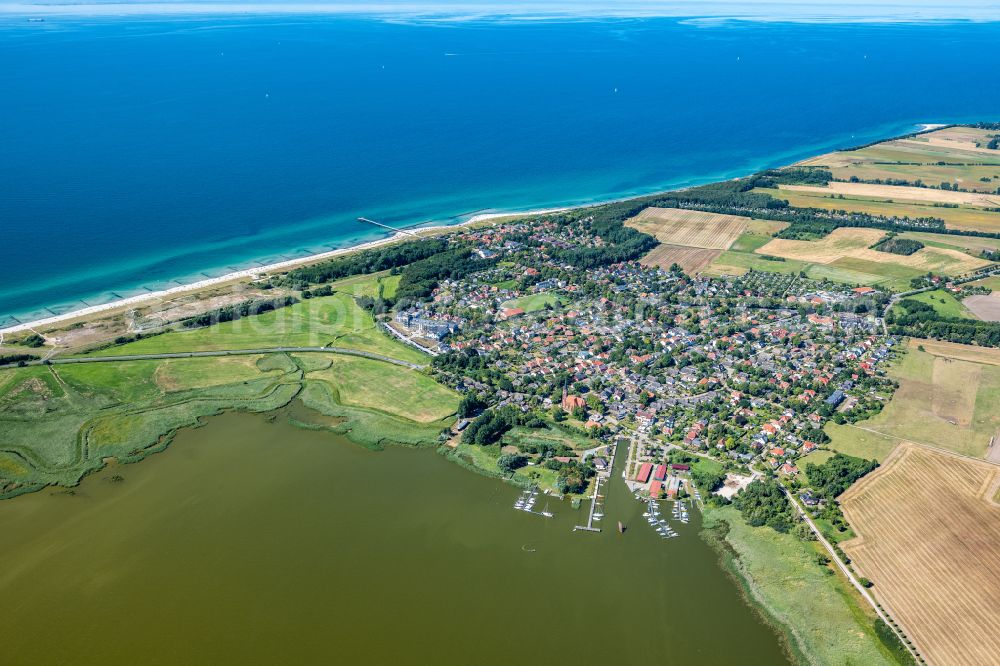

{"left": 3, "top": 1, "right": 1000, "bottom": 23}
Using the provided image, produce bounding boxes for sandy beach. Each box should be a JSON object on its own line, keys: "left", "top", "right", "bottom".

{"left": 0, "top": 209, "right": 568, "bottom": 336}
{"left": 0, "top": 119, "right": 941, "bottom": 338}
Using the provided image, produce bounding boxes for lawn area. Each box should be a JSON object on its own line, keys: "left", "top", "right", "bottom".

{"left": 799, "top": 450, "right": 839, "bottom": 486}
{"left": 799, "top": 449, "right": 835, "bottom": 469}
{"left": 894, "top": 289, "right": 977, "bottom": 320}
{"left": 87, "top": 281, "right": 427, "bottom": 364}
{"left": 811, "top": 260, "right": 917, "bottom": 291}
{"left": 447, "top": 442, "right": 564, "bottom": 494}
{"left": 501, "top": 292, "right": 563, "bottom": 312}
{"left": 502, "top": 424, "right": 594, "bottom": 452}
{"left": 327, "top": 271, "right": 401, "bottom": 299}
{"left": 306, "top": 354, "right": 458, "bottom": 423}
{"left": 688, "top": 455, "right": 724, "bottom": 477}
{"left": 728, "top": 231, "right": 774, "bottom": 253}
{"left": 701, "top": 505, "right": 896, "bottom": 666}
{"left": 704, "top": 248, "right": 806, "bottom": 277}
{"left": 826, "top": 340, "right": 1000, "bottom": 459}
{"left": 825, "top": 424, "right": 900, "bottom": 462}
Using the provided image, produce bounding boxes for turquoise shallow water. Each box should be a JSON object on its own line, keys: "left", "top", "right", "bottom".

{"left": 2, "top": 15, "right": 999, "bottom": 325}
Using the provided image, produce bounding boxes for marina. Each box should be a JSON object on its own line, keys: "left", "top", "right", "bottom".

{"left": 513, "top": 486, "right": 554, "bottom": 518}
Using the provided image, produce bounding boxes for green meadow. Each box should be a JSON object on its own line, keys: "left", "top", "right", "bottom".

{"left": 706, "top": 243, "right": 919, "bottom": 291}
{"left": 0, "top": 272, "right": 460, "bottom": 498}
{"left": 501, "top": 291, "right": 563, "bottom": 312}
{"left": 893, "top": 289, "right": 977, "bottom": 320}
{"left": 86, "top": 275, "right": 426, "bottom": 364}
{"left": 825, "top": 342, "right": 1000, "bottom": 460}
{"left": 701, "top": 505, "right": 897, "bottom": 666}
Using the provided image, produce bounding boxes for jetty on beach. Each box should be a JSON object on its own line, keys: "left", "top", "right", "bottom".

{"left": 358, "top": 217, "right": 420, "bottom": 237}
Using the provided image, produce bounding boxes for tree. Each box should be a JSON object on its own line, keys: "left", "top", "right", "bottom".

{"left": 733, "top": 479, "right": 794, "bottom": 532}
{"left": 805, "top": 453, "right": 878, "bottom": 500}
{"left": 458, "top": 393, "right": 486, "bottom": 418}
{"left": 20, "top": 334, "right": 45, "bottom": 348}
{"left": 497, "top": 454, "right": 527, "bottom": 475}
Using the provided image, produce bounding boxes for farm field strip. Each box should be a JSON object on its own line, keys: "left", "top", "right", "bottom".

{"left": 627, "top": 208, "right": 749, "bottom": 250}
{"left": 639, "top": 245, "right": 721, "bottom": 273}
{"left": 757, "top": 228, "right": 989, "bottom": 275}
{"left": 757, "top": 186, "right": 1000, "bottom": 233}
{"left": 841, "top": 443, "right": 1000, "bottom": 666}
{"left": 780, "top": 182, "right": 1000, "bottom": 208}
{"left": 914, "top": 338, "right": 1000, "bottom": 366}
{"left": 963, "top": 294, "right": 1000, "bottom": 322}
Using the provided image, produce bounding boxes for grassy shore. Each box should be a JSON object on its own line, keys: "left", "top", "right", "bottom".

{"left": 86, "top": 288, "right": 427, "bottom": 364}
{"left": 701, "top": 505, "right": 900, "bottom": 666}
{"left": 0, "top": 346, "right": 458, "bottom": 498}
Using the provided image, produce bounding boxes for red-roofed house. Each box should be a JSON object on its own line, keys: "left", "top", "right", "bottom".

{"left": 636, "top": 463, "right": 653, "bottom": 484}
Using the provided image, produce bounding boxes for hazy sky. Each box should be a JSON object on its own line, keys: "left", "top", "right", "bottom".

{"left": 2, "top": 0, "right": 999, "bottom": 21}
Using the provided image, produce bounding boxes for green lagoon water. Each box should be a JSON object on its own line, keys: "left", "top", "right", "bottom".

{"left": 0, "top": 411, "right": 789, "bottom": 664}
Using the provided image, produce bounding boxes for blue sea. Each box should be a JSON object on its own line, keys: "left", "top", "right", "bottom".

{"left": 2, "top": 14, "right": 999, "bottom": 326}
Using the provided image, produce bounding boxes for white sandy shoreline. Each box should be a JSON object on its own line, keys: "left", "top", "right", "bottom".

{"left": 0, "top": 209, "right": 566, "bottom": 336}
{"left": 1, "top": 120, "right": 946, "bottom": 337}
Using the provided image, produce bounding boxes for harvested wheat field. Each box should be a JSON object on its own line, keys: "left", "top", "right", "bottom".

{"left": 626, "top": 208, "right": 748, "bottom": 250}
{"left": 758, "top": 228, "right": 989, "bottom": 275}
{"left": 841, "top": 443, "right": 1000, "bottom": 666}
{"left": 964, "top": 294, "right": 1000, "bottom": 322}
{"left": 640, "top": 244, "right": 720, "bottom": 273}
{"left": 916, "top": 338, "right": 1000, "bottom": 367}
{"left": 781, "top": 182, "right": 1000, "bottom": 208}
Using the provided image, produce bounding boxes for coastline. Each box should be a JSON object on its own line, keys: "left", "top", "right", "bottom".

{"left": 0, "top": 206, "right": 578, "bottom": 336}
{"left": 0, "top": 218, "right": 475, "bottom": 336}
{"left": 0, "top": 120, "right": 938, "bottom": 337}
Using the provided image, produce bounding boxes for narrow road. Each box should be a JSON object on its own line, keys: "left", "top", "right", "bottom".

{"left": 783, "top": 488, "right": 925, "bottom": 664}
{"left": 19, "top": 347, "right": 427, "bottom": 371}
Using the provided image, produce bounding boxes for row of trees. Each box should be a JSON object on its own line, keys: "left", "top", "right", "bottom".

{"left": 393, "top": 248, "right": 488, "bottom": 303}
{"left": 283, "top": 238, "right": 448, "bottom": 286}
{"left": 888, "top": 299, "right": 1000, "bottom": 347}
{"left": 181, "top": 296, "right": 298, "bottom": 329}
{"left": 0, "top": 353, "right": 40, "bottom": 367}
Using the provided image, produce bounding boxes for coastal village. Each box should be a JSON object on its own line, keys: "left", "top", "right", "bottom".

{"left": 4, "top": 124, "right": 998, "bottom": 665}
{"left": 387, "top": 216, "right": 899, "bottom": 528}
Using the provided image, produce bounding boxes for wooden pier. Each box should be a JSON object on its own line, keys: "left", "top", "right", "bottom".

{"left": 358, "top": 217, "right": 420, "bottom": 237}
{"left": 574, "top": 475, "right": 604, "bottom": 533}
